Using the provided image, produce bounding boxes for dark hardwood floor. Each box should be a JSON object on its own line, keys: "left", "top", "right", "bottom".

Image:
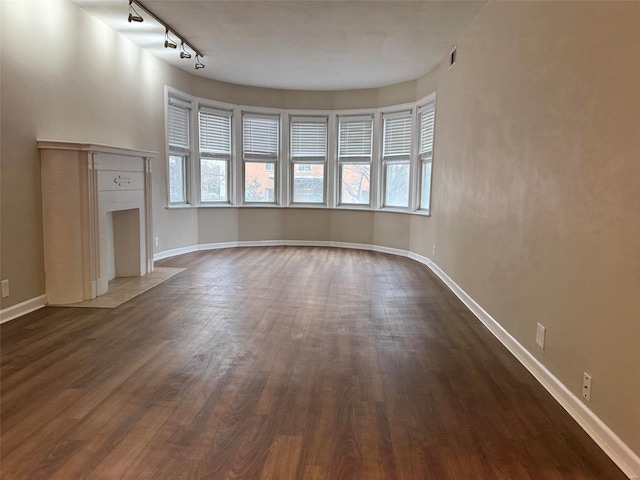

{"left": 0, "top": 247, "right": 627, "bottom": 479}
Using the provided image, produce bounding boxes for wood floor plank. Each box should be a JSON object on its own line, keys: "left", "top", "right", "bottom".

{"left": 260, "top": 435, "right": 303, "bottom": 480}
{"left": 0, "top": 246, "right": 628, "bottom": 479}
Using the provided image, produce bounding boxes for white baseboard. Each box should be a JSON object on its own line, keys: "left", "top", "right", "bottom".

{"left": 408, "top": 252, "right": 640, "bottom": 480}
{"left": 372, "top": 244, "right": 408, "bottom": 257}
{"left": 153, "top": 240, "right": 409, "bottom": 261}
{"left": 0, "top": 294, "right": 47, "bottom": 324}
{"left": 153, "top": 244, "right": 200, "bottom": 261}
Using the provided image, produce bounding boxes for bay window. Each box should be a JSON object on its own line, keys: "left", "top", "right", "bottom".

{"left": 165, "top": 87, "right": 437, "bottom": 213}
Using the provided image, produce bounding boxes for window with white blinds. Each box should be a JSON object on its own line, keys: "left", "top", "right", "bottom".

{"left": 167, "top": 95, "right": 192, "bottom": 204}
{"left": 168, "top": 102, "right": 190, "bottom": 150}
{"left": 338, "top": 116, "right": 373, "bottom": 162}
{"left": 243, "top": 115, "right": 279, "bottom": 161}
{"left": 419, "top": 102, "right": 435, "bottom": 161}
{"left": 243, "top": 114, "right": 279, "bottom": 203}
{"left": 338, "top": 116, "right": 373, "bottom": 205}
{"left": 199, "top": 109, "right": 231, "bottom": 157}
{"left": 418, "top": 101, "right": 436, "bottom": 211}
{"left": 382, "top": 111, "right": 412, "bottom": 208}
{"left": 382, "top": 112, "right": 412, "bottom": 160}
{"left": 199, "top": 108, "right": 232, "bottom": 203}
{"left": 291, "top": 117, "right": 327, "bottom": 161}
{"left": 290, "top": 117, "right": 327, "bottom": 204}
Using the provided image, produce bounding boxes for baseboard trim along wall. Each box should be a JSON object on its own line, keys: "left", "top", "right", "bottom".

{"left": 0, "top": 294, "right": 48, "bottom": 324}
{"left": 153, "top": 241, "right": 409, "bottom": 262}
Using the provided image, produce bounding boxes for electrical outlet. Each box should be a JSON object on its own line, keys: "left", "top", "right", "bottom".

{"left": 582, "top": 372, "right": 592, "bottom": 401}
{"left": 154, "top": 236, "right": 159, "bottom": 248}
{"left": 1, "top": 279, "right": 9, "bottom": 298}
{"left": 536, "top": 322, "right": 546, "bottom": 349}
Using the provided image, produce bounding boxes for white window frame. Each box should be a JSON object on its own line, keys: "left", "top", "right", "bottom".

{"left": 198, "top": 106, "right": 233, "bottom": 204}
{"left": 336, "top": 114, "right": 374, "bottom": 207}
{"left": 290, "top": 115, "right": 328, "bottom": 205}
{"left": 242, "top": 112, "right": 280, "bottom": 205}
{"left": 166, "top": 89, "right": 194, "bottom": 206}
{"left": 417, "top": 94, "right": 436, "bottom": 214}
{"left": 380, "top": 108, "right": 414, "bottom": 210}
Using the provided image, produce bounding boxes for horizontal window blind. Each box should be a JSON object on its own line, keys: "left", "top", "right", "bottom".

{"left": 243, "top": 115, "right": 279, "bottom": 161}
{"left": 383, "top": 113, "right": 412, "bottom": 160}
{"left": 168, "top": 103, "right": 190, "bottom": 149}
{"left": 338, "top": 116, "right": 373, "bottom": 162}
{"left": 291, "top": 118, "right": 327, "bottom": 160}
{"left": 419, "top": 102, "right": 435, "bottom": 160}
{"left": 199, "top": 110, "right": 231, "bottom": 157}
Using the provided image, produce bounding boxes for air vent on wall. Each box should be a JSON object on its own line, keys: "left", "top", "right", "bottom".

{"left": 449, "top": 46, "right": 457, "bottom": 69}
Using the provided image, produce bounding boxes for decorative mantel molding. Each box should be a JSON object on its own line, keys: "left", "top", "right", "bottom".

{"left": 38, "top": 141, "right": 158, "bottom": 305}
{"left": 36, "top": 141, "right": 158, "bottom": 158}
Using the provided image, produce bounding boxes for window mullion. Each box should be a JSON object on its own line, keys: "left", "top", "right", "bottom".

{"left": 409, "top": 107, "right": 420, "bottom": 212}
{"left": 371, "top": 111, "right": 382, "bottom": 209}
{"left": 190, "top": 105, "right": 200, "bottom": 206}
{"left": 327, "top": 114, "right": 337, "bottom": 208}
{"left": 281, "top": 112, "right": 290, "bottom": 205}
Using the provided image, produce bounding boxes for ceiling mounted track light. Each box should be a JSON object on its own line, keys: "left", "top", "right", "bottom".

{"left": 128, "top": 0, "right": 143, "bottom": 22}
{"left": 164, "top": 28, "right": 177, "bottom": 49}
{"left": 128, "top": 0, "right": 205, "bottom": 69}
{"left": 180, "top": 43, "right": 192, "bottom": 59}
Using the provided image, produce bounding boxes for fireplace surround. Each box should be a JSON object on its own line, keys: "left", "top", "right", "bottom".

{"left": 38, "top": 141, "right": 157, "bottom": 305}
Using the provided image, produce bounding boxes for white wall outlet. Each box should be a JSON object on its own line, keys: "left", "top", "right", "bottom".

{"left": 536, "top": 322, "right": 546, "bottom": 349}
{"left": 1, "top": 279, "right": 9, "bottom": 298}
{"left": 154, "top": 236, "right": 159, "bottom": 248}
{"left": 582, "top": 372, "right": 592, "bottom": 401}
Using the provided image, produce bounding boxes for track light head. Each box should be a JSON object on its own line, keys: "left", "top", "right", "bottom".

{"left": 180, "top": 43, "right": 192, "bottom": 59}
{"left": 195, "top": 55, "right": 205, "bottom": 69}
{"left": 164, "top": 29, "right": 177, "bottom": 49}
{"left": 128, "top": 1, "right": 143, "bottom": 22}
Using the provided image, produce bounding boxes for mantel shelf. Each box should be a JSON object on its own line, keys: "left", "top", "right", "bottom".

{"left": 37, "top": 140, "right": 159, "bottom": 159}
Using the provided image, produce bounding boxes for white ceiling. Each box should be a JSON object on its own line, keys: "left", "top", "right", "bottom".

{"left": 72, "top": 0, "right": 486, "bottom": 91}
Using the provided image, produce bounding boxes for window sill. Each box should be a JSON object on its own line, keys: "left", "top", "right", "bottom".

{"left": 166, "top": 204, "right": 197, "bottom": 210}
{"left": 165, "top": 203, "right": 432, "bottom": 217}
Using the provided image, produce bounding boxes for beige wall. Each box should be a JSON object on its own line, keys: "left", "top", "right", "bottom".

{"left": 429, "top": 1, "right": 640, "bottom": 455}
{"left": 2, "top": 0, "right": 639, "bottom": 464}
{"left": 195, "top": 207, "right": 420, "bottom": 252}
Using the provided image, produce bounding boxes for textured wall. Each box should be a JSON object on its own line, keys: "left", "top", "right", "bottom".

{"left": 430, "top": 0, "right": 640, "bottom": 455}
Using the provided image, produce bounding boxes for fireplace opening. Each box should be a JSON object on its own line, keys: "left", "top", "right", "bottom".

{"left": 104, "top": 208, "right": 142, "bottom": 282}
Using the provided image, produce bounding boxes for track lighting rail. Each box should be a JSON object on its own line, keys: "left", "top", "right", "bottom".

{"left": 129, "top": 0, "right": 204, "bottom": 62}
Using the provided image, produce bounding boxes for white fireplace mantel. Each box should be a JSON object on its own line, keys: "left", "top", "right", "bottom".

{"left": 38, "top": 141, "right": 158, "bottom": 305}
